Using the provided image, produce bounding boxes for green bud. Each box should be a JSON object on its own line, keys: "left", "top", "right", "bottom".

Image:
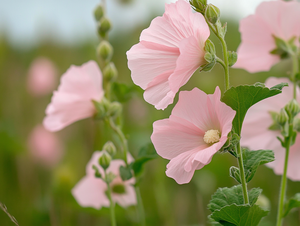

{"left": 92, "top": 97, "right": 110, "bottom": 120}
{"left": 204, "top": 39, "right": 216, "bottom": 55}
{"left": 99, "top": 151, "right": 111, "bottom": 170}
{"left": 293, "top": 118, "right": 300, "bottom": 132}
{"left": 277, "top": 109, "right": 289, "bottom": 127}
{"left": 285, "top": 99, "right": 300, "bottom": 118}
{"left": 103, "top": 62, "right": 118, "bottom": 82}
{"left": 97, "top": 40, "right": 113, "bottom": 62}
{"left": 189, "top": 0, "right": 207, "bottom": 13}
{"left": 205, "top": 4, "right": 220, "bottom": 24}
{"left": 94, "top": 4, "right": 104, "bottom": 21}
{"left": 103, "top": 141, "right": 117, "bottom": 157}
{"left": 108, "top": 102, "right": 122, "bottom": 118}
{"left": 228, "top": 51, "right": 238, "bottom": 67}
{"left": 97, "top": 17, "right": 112, "bottom": 37}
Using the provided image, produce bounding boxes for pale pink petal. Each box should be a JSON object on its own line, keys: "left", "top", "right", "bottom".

{"left": 287, "top": 137, "right": 300, "bottom": 181}
{"left": 166, "top": 150, "right": 204, "bottom": 184}
{"left": 43, "top": 61, "right": 104, "bottom": 132}
{"left": 152, "top": 87, "right": 236, "bottom": 184}
{"left": 28, "top": 125, "right": 63, "bottom": 167}
{"left": 127, "top": 0, "right": 209, "bottom": 109}
{"left": 27, "top": 57, "right": 58, "bottom": 96}
{"left": 72, "top": 176, "right": 110, "bottom": 209}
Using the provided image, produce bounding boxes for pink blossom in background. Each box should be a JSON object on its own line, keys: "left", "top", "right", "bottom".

{"left": 234, "top": 1, "right": 300, "bottom": 73}
{"left": 241, "top": 77, "right": 300, "bottom": 181}
{"left": 127, "top": 0, "right": 210, "bottom": 110}
{"left": 43, "top": 61, "right": 104, "bottom": 132}
{"left": 28, "top": 125, "right": 63, "bottom": 167}
{"left": 151, "top": 87, "right": 236, "bottom": 184}
{"left": 72, "top": 151, "right": 136, "bottom": 209}
{"left": 27, "top": 57, "right": 58, "bottom": 96}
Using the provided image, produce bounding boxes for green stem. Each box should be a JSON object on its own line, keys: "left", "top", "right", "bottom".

{"left": 276, "top": 117, "right": 294, "bottom": 226}
{"left": 292, "top": 54, "right": 299, "bottom": 99}
{"left": 236, "top": 143, "right": 249, "bottom": 204}
{"left": 105, "top": 170, "right": 117, "bottom": 226}
{"left": 108, "top": 118, "right": 128, "bottom": 165}
{"left": 135, "top": 186, "right": 146, "bottom": 226}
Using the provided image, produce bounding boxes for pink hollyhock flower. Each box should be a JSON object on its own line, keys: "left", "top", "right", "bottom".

{"left": 234, "top": 0, "right": 300, "bottom": 73}
{"left": 43, "top": 61, "right": 104, "bottom": 131}
{"left": 72, "top": 151, "right": 136, "bottom": 209}
{"left": 126, "top": 0, "right": 210, "bottom": 110}
{"left": 151, "top": 87, "right": 236, "bottom": 184}
{"left": 28, "top": 125, "right": 63, "bottom": 167}
{"left": 27, "top": 57, "right": 58, "bottom": 96}
{"left": 241, "top": 77, "right": 300, "bottom": 181}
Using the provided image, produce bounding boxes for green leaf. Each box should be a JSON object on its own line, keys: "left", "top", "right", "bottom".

{"left": 208, "top": 185, "right": 262, "bottom": 212}
{"left": 242, "top": 149, "right": 275, "bottom": 183}
{"left": 283, "top": 193, "right": 300, "bottom": 217}
{"left": 112, "top": 82, "right": 137, "bottom": 102}
{"left": 132, "top": 143, "right": 158, "bottom": 177}
{"left": 119, "top": 165, "right": 133, "bottom": 181}
{"left": 222, "top": 83, "right": 288, "bottom": 135}
{"left": 229, "top": 166, "right": 241, "bottom": 184}
{"left": 210, "top": 204, "right": 268, "bottom": 226}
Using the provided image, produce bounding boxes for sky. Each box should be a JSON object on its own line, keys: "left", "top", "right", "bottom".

{"left": 0, "top": 0, "right": 274, "bottom": 48}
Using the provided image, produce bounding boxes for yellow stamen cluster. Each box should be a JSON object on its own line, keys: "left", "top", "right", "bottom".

{"left": 203, "top": 129, "right": 220, "bottom": 144}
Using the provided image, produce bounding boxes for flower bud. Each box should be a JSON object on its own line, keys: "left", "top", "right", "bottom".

{"left": 92, "top": 97, "right": 110, "bottom": 120}
{"left": 285, "top": 99, "right": 300, "bottom": 118}
{"left": 205, "top": 4, "right": 220, "bottom": 24}
{"left": 277, "top": 109, "right": 289, "bottom": 127}
{"left": 99, "top": 151, "right": 111, "bottom": 170}
{"left": 228, "top": 51, "right": 237, "bottom": 67}
{"left": 293, "top": 118, "right": 300, "bottom": 132}
{"left": 94, "top": 4, "right": 104, "bottom": 21}
{"left": 103, "top": 141, "right": 117, "bottom": 157}
{"left": 97, "top": 40, "right": 113, "bottom": 62}
{"left": 103, "top": 62, "right": 118, "bottom": 82}
{"left": 189, "top": 0, "right": 207, "bottom": 13}
{"left": 97, "top": 17, "right": 112, "bottom": 37}
{"left": 108, "top": 102, "right": 122, "bottom": 118}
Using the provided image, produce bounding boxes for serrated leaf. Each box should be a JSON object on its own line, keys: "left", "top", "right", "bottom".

{"left": 210, "top": 204, "right": 268, "bottom": 226}
{"left": 119, "top": 165, "right": 133, "bottom": 181}
{"left": 222, "top": 83, "right": 288, "bottom": 135}
{"left": 208, "top": 185, "right": 262, "bottom": 212}
{"left": 242, "top": 149, "right": 275, "bottom": 182}
{"left": 283, "top": 193, "right": 300, "bottom": 217}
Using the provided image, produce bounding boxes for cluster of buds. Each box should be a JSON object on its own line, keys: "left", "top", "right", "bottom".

{"left": 94, "top": 4, "right": 118, "bottom": 83}
{"left": 93, "top": 97, "right": 122, "bottom": 120}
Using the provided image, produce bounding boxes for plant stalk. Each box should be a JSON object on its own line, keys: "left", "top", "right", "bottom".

{"left": 135, "top": 186, "right": 146, "bottom": 226}
{"left": 105, "top": 171, "right": 117, "bottom": 226}
{"left": 236, "top": 143, "right": 249, "bottom": 204}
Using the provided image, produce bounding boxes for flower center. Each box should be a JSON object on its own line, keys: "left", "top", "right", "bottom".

{"left": 203, "top": 129, "right": 220, "bottom": 144}
{"left": 111, "top": 183, "right": 126, "bottom": 194}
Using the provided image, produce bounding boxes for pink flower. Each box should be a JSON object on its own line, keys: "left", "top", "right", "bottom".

{"left": 151, "top": 87, "right": 236, "bottom": 184}
{"left": 27, "top": 57, "right": 58, "bottom": 96}
{"left": 43, "top": 61, "right": 104, "bottom": 131}
{"left": 28, "top": 125, "right": 63, "bottom": 167}
{"left": 72, "top": 151, "right": 136, "bottom": 209}
{"left": 234, "top": 0, "right": 300, "bottom": 73}
{"left": 241, "top": 77, "right": 300, "bottom": 181}
{"left": 126, "top": 0, "right": 210, "bottom": 110}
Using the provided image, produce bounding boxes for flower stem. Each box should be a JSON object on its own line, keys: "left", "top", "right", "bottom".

{"left": 135, "top": 186, "right": 146, "bottom": 226}
{"left": 291, "top": 54, "right": 299, "bottom": 99}
{"left": 105, "top": 170, "right": 117, "bottom": 226}
{"left": 276, "top": 117, "right": 294, "bottom": 226}
{"left": 108, "top": 118, "right": 128, "bottom": 165}
{"left": 236, "top": 143, "right": 249, "bottom": 204}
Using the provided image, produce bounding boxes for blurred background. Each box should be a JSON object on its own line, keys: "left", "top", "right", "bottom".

{"left": 0, "top": 0, "right": 299, "bottom": 225}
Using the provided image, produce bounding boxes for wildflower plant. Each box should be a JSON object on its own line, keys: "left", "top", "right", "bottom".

{"left": 40, "top": 0, "right": 300, "bottom": 225}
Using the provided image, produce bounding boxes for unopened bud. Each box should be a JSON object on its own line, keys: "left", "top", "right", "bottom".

{"left": 99, "top": 151, "right": 111, "bottom": 170}
{"left": 104, "top": 62, "right": 118, "bottom": 81}
{"left": 228, "top": 51, "right": 238, "bottom": 67}
{"left": 97, "top": 40, "right": 113, "bottom": 62}
{"left": 94, "top": 4, "right": 104, "bottom": 21}
{"left": 277, "top": 109, "right": 289, "bottom": 127}
{"left": 205, "top": 4, "right": 220, "bottom": 24}
{"left": 204, "top": 39, "right": 216, "bottom": 55}
{"left": 103, "top": 141, "right": 117, "bottom": 157}
{"left": 293, "top": 118, "right": 300, "bottom": 132}
{"left": 92, "top": 97, "right": 110, "bottom": 120}
{"left": 108, "top": 102, "right": 122, "bottom": 118}
{"left": 189, "top": 0, "right": 207, "bottom": 13}
{"left": 97, "top": 17, "right": 112, "bottom": 37}
{"left": 285, "top": 99, "right": 300, "bottom": 118}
